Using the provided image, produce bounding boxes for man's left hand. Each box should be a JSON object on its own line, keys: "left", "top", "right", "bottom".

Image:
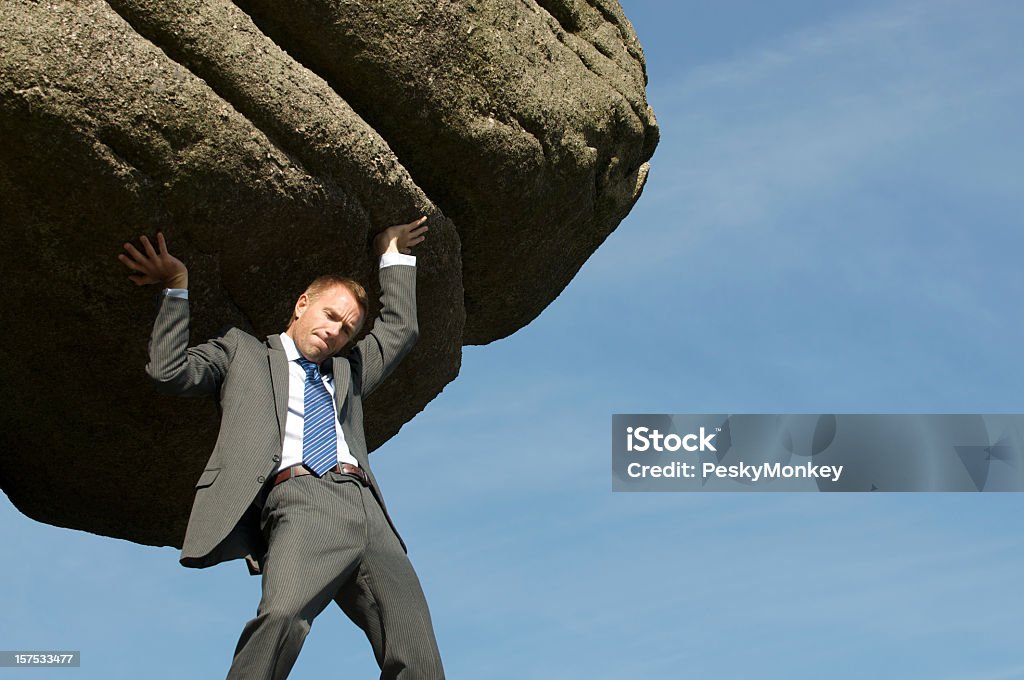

{"left": 374, "top": 216, "right": 429, "bottom": 256}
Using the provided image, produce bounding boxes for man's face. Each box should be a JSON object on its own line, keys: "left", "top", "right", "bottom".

{"left": 286, "top": 284, "right": 365, "bottom": 363}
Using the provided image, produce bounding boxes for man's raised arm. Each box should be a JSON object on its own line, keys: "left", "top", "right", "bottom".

{"left": 119, "top": 232, "right": 232, "bottom": 396}
{"left": 357, "top": 216, "right": 428, "bottom": 397}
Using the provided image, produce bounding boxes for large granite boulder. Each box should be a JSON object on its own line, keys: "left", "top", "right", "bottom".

{"left": 0, "top": 0, "right": 658, "bottom": 547}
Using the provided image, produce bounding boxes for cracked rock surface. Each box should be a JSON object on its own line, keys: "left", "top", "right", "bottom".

{"left": 0, "top": 0, "right": 658, "bottom": 548}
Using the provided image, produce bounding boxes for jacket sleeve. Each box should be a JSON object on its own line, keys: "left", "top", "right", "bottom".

{"left": 353, "top": 263, "right": 418, "bottom": 397}
{"left": 146, "top": 293, "right": 236, "bottom": 396}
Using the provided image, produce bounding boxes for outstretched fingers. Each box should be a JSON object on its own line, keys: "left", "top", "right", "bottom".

{"left": 140, "top": 234, "right": 158, "bottom": 259}
{"left": 121, "top": 240, "right": 146, "bottom": 264}
{"left": 400, "top": 216, "right": 428, "bottom": 250}
{"left": 117, "top": 232, "right": 188, "bottom": 288}
{"left": 373, "top": 215, "right": 430, "bottom": 255}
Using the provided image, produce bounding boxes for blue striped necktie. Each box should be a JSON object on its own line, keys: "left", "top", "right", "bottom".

{"left": 296, "top": 357, "right": 338, "bottom": 476}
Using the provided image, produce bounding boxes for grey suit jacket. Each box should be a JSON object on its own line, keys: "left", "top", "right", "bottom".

{"left": 146, "top": 264, "right": 418, "bottom": 575}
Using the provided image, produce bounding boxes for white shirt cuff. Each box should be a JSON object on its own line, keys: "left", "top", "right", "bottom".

{"left": 164, "top": 288, "right": 189, "bottom": 300}
{"left": 380, "top": 252, "right": 416, "bottom": 268}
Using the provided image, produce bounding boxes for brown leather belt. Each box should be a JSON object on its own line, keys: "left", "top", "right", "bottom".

{"left": 271, "top": 463, "right": 369, "bottom": 488}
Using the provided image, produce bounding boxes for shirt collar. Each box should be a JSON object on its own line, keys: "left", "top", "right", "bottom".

{"left": 279, "top": 332, "right": 333, "bottom": 375}
{"left": 279, "top": 332, "right": 301, "bottom": 361}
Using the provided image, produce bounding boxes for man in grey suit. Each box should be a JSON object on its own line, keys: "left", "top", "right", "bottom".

{"left": 119, "top": 217, "right": 444, "bottom": 679}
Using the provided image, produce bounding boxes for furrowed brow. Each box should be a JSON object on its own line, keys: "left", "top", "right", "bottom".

{"left": 325, "top": 307, "right": 355, "bottom": 335}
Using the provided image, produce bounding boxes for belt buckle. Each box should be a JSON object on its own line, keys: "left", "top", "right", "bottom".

{"left": 342, "top": 463, "right": 367, "bottom": 486}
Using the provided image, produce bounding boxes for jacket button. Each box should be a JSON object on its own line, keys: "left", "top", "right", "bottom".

{"left": 257, "top": 475, "right": 265, "bottom": 484}
{"left": 272, "top": 454, "right": 281, "bottom": 462}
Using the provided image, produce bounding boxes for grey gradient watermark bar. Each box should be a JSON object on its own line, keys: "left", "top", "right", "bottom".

{"left": 0, "top": 651, "right": 80, "bottom": 667}
{"left": 612, "top": 415, "right": 1024, "bottom": 491}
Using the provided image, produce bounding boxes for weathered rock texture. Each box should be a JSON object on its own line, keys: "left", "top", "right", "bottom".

{"left": 0, "top": 0, "right": 657, "bottom": 548}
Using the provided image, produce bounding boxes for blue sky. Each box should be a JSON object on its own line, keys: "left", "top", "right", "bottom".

{"left": 4, "top": 0, "right": 1024, "bottom": 677}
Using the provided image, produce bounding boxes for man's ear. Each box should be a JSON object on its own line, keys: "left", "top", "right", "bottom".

{"left": 293, "top": 293, "right": 310, "bottom": 320}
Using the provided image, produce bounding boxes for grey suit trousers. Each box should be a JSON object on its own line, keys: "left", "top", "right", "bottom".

{"left": 226, "top": 469, "right": 444, "bottom": 679}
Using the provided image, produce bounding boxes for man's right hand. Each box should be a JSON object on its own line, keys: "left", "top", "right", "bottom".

{"left": 119, "top": 232, "right": 189, "bottom": 289}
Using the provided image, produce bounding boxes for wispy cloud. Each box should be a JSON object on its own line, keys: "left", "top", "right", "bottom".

{"left": 567, "top": 0, "right": 1024, "bottom": 412}
{"left": 603, "top": 0, "right": 1024, "bottom": 268}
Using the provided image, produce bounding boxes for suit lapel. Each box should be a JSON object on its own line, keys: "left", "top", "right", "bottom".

{"left": 266, "top": 334, "right": 289, "bottom": 445}
{"left": 331, "top": 355, "right": 351, "bottom": 422}
{"left": 330, "top": 355, "right": 369, "bottom": 470}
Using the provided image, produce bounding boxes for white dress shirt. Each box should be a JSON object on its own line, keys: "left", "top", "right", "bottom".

{"left": 273, "top": 331, "right": 357, "bottom": 474}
